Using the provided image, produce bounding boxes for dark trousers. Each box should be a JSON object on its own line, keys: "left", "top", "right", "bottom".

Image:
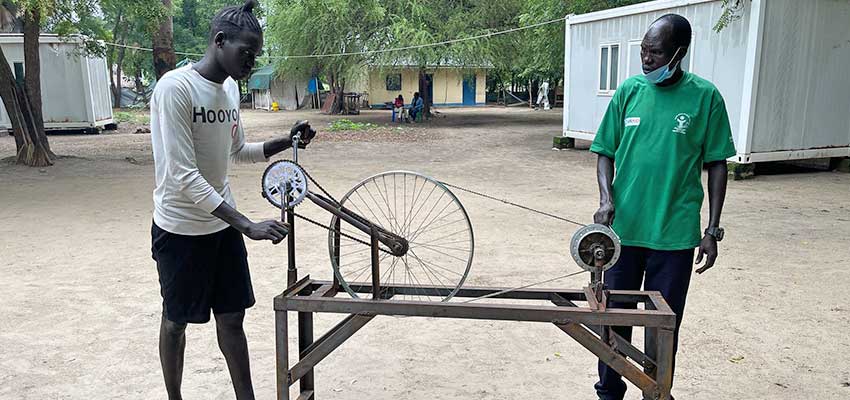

{"left": 595, "top": 246, "right": 694, "bottom": 400}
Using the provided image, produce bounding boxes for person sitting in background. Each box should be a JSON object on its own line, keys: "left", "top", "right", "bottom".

{"left": 393, "top": 94, "right": 408, "bottom": 122}
{"left": 409, "top": 92, "right": 424, "bottom": 122}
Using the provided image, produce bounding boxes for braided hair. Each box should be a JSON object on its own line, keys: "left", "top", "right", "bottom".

{"left": 209, "top": 0, "right": 262, "bottom": 42}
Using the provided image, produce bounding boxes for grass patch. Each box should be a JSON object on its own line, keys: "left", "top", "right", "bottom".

{"left": 113, "top": 110, "right": 150, "bottom": 125}
{"left": 328, "top": 119, "right": 378, "bottom": 132}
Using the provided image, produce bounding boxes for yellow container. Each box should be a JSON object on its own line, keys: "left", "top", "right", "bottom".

{"left": 271, "top": 101, "right": 279, "bottom": 112}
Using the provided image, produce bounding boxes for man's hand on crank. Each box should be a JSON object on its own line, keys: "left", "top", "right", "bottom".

{"left": 290, "top": 120, "right": 317, "bottom": 148}
{"left": 262, "top": 121, "right": 318, "bottom": 158}
{"left": 694, "top": 234, "right": 718, "bottom": 274}
{"left": 593, "top": 201, "right": 615, "bottom": 226}
{"left": 243, "top": 220, "right": 290, "bottom": 244}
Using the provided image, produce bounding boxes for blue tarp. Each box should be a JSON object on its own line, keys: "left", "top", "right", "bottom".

{"left": 247, "top": 65, "right": 274, "bottom": 90}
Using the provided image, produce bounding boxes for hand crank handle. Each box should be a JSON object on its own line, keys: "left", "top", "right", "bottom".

{"left": 305, "top": 191, "right": 409, "bottom": 256}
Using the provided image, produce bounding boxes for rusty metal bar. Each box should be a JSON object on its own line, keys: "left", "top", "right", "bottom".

{"left": 552, "top": 294, "right": 657, "bottom": 372}
{"left": 645, "top": 327, "right": 659, "bottom": 377}
{"left": 275, "top": 310, "right": 290, "bottom": 400}
{"left": 277, "top": 293, "right": 675, "bottom": 328}
{"left": 282, "top": 276, "right": 313, "bottom": 298}
{"left": 295, "top": 390, "right": 314, "bottom": 400}
{"left": 285, "top": 192, "right": 297, "bottom": 286}
{"left": 297, "top": 311, "right": 314, "bottom": 393}
{"left": 556, "top": 322, "right": 659, "bottom": 396}
{"left": 310, "top": 284, "right": 337, "bottom": 298}
{"left": 648, "top": 293, "right": 673, "bottom": 314}
{"left": 332, "top": 219, "right": 341, "bottom": 291}
{"left": 654, "top": 328, "right": 675, "bottom": 400}
{"left": 370, "top": 224, "right": 380, "bottom": 299}
{"left": 289, "top": 314, "right": 375, "bottom": 385}
{"left": 343, "top": 282, "right": 657, "bottom": 305}
{"left": 584, "top": 286, "right": 601, "bottom": 311}
{"left": 306, "top": 191, "right": 405, "bottom": 253}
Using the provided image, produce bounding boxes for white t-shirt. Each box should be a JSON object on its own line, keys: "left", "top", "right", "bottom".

{"left": 150, "top": 65, "right": 267, "bottom": 235}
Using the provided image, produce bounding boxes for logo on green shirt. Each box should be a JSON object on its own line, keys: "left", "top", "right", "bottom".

{"left": 673, "top": 113, "right": 691, "bottom": 135}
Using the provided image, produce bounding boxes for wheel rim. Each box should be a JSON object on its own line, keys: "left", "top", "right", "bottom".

{"left": 328, "top": 171, "right": 474, "bottom": 302}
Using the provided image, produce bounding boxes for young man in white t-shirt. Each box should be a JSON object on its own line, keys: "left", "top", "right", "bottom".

{"left": 149, "top": 1, "right": 314, "bottom": 398}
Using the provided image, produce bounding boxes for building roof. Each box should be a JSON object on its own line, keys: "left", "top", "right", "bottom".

{"left": 0, "top": 33, "right": 85, "bottom": 44}
{"left": 567, "top": 0, "right": 716, "bottom": 25}
{"left": 370, "top": 57, "right": 493, "bottom": 69}
{"left": 247, "top": 64, "right": 274, "bottom": 90}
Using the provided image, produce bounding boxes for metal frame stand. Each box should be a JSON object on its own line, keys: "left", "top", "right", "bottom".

{"left": 275, "top": 279, "right": 676, "bottom": 400}
{"left": 272, "top": 152, "right": 674, "bottom": 399}
{"left": 274, "top": 216, "right": 677, "bottom": 400}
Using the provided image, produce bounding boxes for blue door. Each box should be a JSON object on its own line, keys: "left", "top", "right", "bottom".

{"left": 462, "top": 75, "right": 476, "bottom": 106}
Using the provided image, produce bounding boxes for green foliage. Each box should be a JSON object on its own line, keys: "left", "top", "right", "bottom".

{"left": 266, "top": 0, "right": 387, "bottom": 90}
{"left": 328, "top": 119, "right": 378, "bottom": 131}
{"left": 265, "top": 0, "right": 649, "bottom": 87}
{"left": 113, "top": 110, "right": 150, "bottom": 124}
{"left": 29, "top": 0, "right": 669, "bottom": 93}
{"left": 172, "top": 0, "right": 234, "bottom": 56}
{"left": 713, "top": 0, "right": 747, "bottom": 32}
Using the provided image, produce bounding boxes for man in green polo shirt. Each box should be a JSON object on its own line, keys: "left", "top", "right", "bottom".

{"left": 589, "top": 14, "right": 736, "bottom": 400}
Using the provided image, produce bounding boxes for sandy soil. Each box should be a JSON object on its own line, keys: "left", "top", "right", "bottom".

{"left": 0, "top": 107, "right": 848, "bottom": 400}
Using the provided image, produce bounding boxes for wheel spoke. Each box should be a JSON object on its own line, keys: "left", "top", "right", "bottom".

{"left": 408, "top": 252, "right": 451, "bottom": 298}
{"left": 330, "top": 172, "right": 473, "bottom": 302}
{"left": 411, "top": 243, "right": 471, "bottom": 263}
{"left": 409, "top": 241, "right": 471, "bottom": 253}
{"left": 406, "top": 192, "right": 449, "bottom": 242}
{"left": 408, "top": 249, "right": 465, "bottom": 278}
{"left": 408, "top": 249, "right": 464, "bottom": 284}
{"left": 407, "top": 211, "right": 464, "bottom": 243}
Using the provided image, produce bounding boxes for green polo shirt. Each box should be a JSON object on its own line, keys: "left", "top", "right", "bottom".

{"left": 590, "top": 72, "right": 737, "bottom": 250}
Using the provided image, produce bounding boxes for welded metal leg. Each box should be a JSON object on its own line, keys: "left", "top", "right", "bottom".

{"left": 655, "top": 328, "right": 675, "bottom": 400}
{"left": 287, "top": 206, "right": 297, "bottom": 286}
{"left": 276, "top": 310, "right": 290, "bottom": 400}
{"left": 370, "top": 224, "right": 380, "bottom": 299}
{"left": 298, "top": 311, "right": 315, "bottom": 399}
{"left": 645, "top": 327, "right": 658, "bottom": 375}
{"left": 332, "top": 219, "right": 341, "bottom": 291}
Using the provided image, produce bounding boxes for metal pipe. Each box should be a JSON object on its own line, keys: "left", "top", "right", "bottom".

{"left": 305, "top": 191, "right": 408, "bottom": 256}
{"left": 370, "top": 224, "right": 381, "bottom": 299}
{"left": 284, "top": 185, "right": 297, "bottom": 286}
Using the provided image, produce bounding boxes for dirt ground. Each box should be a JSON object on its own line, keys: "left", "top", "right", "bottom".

{"left": 1, "top": 107, "right": 848, "bottom": 400}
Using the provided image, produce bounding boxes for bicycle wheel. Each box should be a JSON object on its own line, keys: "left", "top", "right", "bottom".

{"left": 328, "top": 171, "right": 474, "bottom": 302}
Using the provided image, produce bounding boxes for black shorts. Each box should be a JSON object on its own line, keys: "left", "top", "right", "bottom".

{"left": 151, "top": 223, "right": 255, "bottom": 324}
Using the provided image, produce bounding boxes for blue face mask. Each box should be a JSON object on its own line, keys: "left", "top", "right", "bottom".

{"left": 644, "top": 47, "right": 683, "bottom": 84}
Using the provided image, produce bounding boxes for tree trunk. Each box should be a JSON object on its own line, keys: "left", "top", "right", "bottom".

{"left": 134, "top": 69, "right": 144, "bottom": 93}
{"left": 418, "top": 69, "right": 431, "bottom": 119}
{"left": 114, "top": 42, "right": 126, "bottom": 107}
{"left": 0, "top": 44, "right": 51, "bottom": 166}
{"left": 21, "top": 7, "right": 53, "bottom": 163}
{"left": 152, "top": 0, "right": 176, "bottom": 80}
{"left": 327, "top": 72, "right": 345, "bottom": 114}
{"left": 108, "top": 10, "right": 123, "bottom": 107}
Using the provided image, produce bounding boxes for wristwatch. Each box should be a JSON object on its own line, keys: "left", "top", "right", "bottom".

{"left": 704, "top": 226, "right": 724, "bottom": 241}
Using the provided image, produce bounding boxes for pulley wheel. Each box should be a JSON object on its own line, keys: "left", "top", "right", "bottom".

{"left": 570, "top": 224, "right": 621, "bottom": 272}
{"left": 261, "top": 160, "right": 308, "bottom": 208}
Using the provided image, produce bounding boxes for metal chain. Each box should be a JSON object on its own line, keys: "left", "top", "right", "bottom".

{"left": 292, "top": 212, "right": 394, "bottom": 256}
{"left": 285, "top": 161, "right": 394, "bottom": 255}
{"left": 301, "top": 163, "right": 341, "bottom": 206}
{"left": 439, "top": 181, "right": 587, "bottom": 227}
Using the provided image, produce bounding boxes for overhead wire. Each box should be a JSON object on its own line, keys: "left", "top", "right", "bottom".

{"left": 101, "top": 16, "right": 566, "bottom": 59}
